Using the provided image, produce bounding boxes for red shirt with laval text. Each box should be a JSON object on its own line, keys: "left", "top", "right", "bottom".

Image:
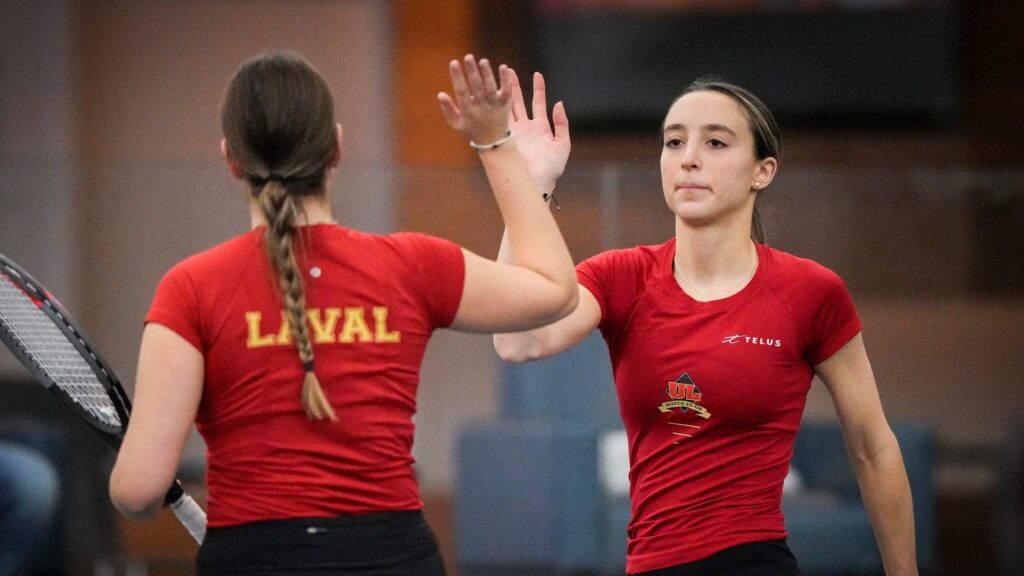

{"left": 577, "top": 240, "right": 861, "bottom": 574}
{"left": 146, "top": 225, "right": 465, "bottom": 528}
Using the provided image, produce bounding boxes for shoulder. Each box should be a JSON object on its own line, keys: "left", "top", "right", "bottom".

{"left": 580, "top": 238, "right": 673, "bottom": 277}
{"left": 382, "top": 231, "right": 461, "bottom": 253}
{"left": 577, "top": 240, "right": 672, "bottom": 317}
{"left": 761, "top": 244, "right": 847, "bottom": 293}
{"left": 163, "top": 230, "right": 262, "bottom": 281}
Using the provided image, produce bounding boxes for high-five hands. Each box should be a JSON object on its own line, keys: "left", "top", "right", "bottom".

{"left": 506, "top": 69, "right": 570, "bottom": 193}
{"left": 438, "top": 54, "right": 512, "bottom": 147}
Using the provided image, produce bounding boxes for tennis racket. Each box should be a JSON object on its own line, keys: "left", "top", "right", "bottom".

{"left": 0, "top": 252, "right": 207, "bottom": 544}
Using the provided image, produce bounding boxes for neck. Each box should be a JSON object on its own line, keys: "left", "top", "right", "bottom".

{"left": 248, "top": 193, "right": 336, "bottom": 229}
{"left": 673, "top": 220, "right": 757, "bottom": 300}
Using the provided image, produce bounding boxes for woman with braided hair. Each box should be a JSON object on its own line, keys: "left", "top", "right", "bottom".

{"left": 109, "top": 50, "right": 577, "bottom": 575}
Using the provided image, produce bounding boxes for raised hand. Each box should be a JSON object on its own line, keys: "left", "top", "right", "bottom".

{"left": 507, "top": 68, "right": 570, "bottom": 192}
{"left": 438, "top": 54, "right": 511, "bottom": 146}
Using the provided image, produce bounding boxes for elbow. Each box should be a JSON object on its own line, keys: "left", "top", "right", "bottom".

{"left": 847, "top": 425, "right": 901, "bottom": 469}
{"left": 560, "top": 283, "right": 580, "bottom": 320}
{"left": 541, "top": 281, "right": 578, "bottom": 325}
{"left": 494, "top": 323, "right": 563, "bottom": 363}
{"left": 109, "top": 472, "right": 163, "bottom": 521}
{"left": 494, "top": 333, "right": 542, "bottom": 363}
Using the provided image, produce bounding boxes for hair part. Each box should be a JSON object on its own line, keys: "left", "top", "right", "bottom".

{"left": 674, "top": 77, "right": 782, "bottom": 243}
{"left": 222, "top": 50, "right": 338, "bottom": 421}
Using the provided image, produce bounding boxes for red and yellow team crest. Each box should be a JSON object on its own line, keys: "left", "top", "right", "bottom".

{"left": 660, "top": 372, "right": 710, "bottom": 444}
{"left": 659, "top": 372, "right": 711, "bottom": 419}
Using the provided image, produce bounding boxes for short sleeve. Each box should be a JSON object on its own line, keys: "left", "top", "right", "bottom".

{"left": 392, "top": 233, "right": 465, "bottom": 328}
{"left": 145, "top": 262, "right": 204, "bottom": 352}
{"left": 806, "top": 271, "right": 862, "bottom": 365}
{"left": 577, "top": 254, "right": 612, "bottom": 324}
{"left": 577, "top": 245, "right": 662, "bottom": 336}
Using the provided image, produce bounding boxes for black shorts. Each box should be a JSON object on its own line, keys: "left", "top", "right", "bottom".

{"left": 196, "top": 510, "right": 446, "bottom": 576}
{"left": 631, "top": 539, "right": 802, "bottom": 576}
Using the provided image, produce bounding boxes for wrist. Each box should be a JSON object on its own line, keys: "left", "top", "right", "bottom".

{"left": 542, "top": 188, "right": 561, "bottom": 211}
{"left": 469, "top": 130, "right": 514, "bottom": 152}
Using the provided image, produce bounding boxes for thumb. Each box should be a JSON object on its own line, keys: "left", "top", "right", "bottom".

{"left": 551, "top": 100, "right": 570, "bottom": 142}
{"left": 437, "top": 92, "right": 461, "bottom": 129}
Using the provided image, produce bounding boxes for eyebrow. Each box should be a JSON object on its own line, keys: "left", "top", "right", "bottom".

{"left": 662, "top": 123, "right": 738, "bottom": 137}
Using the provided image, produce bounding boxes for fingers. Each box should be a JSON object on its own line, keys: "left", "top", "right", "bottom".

{"left": 450, "top": 55, "right": 508, "bottom": 105}
{"left": 531, "top": 72, "right": 549, "bottom": 123}
{"left": 442, "top": 54, "right": 513, "bottom": 141}
{"left": 463, "top": 55, "right": 487, "bottom": 101}
{"left": 507, "top": 68, "right": 528, "bottom": 123}
{"left": 479, "top": 59, "right": 499, "bottom": 100}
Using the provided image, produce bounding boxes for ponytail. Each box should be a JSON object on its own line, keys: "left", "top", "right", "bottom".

{"left": 257, "top": 181, "right": 337, "bottom": 422}
{"left": 752, "top": 203, "right": 766, "bottom": 244}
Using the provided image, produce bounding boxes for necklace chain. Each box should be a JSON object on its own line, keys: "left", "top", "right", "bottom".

{"left": 675, "top": 246, "right": 758, "bottom": 296}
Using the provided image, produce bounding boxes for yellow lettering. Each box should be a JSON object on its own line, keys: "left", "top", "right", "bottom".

{"left": 245, "top": 312, "right": 276, "bottom": 348}
{"left": 249, "top": 306, "right": 400, "bottom": 347}
{"left": 373, "top": 307, "right": 400, "bottom": 343}
{"left": 339, "top": 307, "right": 373, "bottom": 343}
{"left": 308, "top": 308, "right": 341, "bottom": 343}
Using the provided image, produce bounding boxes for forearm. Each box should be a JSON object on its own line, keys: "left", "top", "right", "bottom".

{"left": 479, "top": 144, "right": 576, "bottom": 303}
{"left": 492, "top": 220, "right": 573, "bottom": 362}
{"left": 851, "top": 438, "right": 919, "bottom": 576}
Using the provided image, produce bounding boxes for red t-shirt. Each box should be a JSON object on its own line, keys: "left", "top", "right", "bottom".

{"left": 577, "top": 239, "right": 861, "bottom": 574}
{"left": 146, "top": 224, "right": 464, "bottom": 528}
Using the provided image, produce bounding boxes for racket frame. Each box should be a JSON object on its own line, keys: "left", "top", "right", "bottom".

{"left": 0, "top": 253, "right": 132, "bottom": 442}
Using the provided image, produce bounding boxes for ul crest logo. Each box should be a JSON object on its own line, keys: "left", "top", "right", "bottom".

{"left": 659, "top": 372, "right": 711, "bottom": 420}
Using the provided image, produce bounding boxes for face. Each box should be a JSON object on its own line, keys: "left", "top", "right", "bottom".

{"left": 660, "top": 90, "right": 775, "bottom": 231}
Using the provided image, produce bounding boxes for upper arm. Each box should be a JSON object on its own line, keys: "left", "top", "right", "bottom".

{"left": 814, "top": 332, "right": 895, "bottom": 459}
{"left": 110, "top": 323, "right": 204, "bottom": 517}
{"left": 493, "top": 283, "right": 601, "bottom": 362}
{"left": 450, "top": 248, "right": 579, "bottom": 333}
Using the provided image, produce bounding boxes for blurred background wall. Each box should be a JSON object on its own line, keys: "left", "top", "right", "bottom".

{"left": 1, "top": 0, "right": 1022, "bottom": 573}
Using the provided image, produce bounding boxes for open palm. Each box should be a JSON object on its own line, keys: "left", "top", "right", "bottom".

{"left": 507, "top": 69, "right": 571, "bottom": 192}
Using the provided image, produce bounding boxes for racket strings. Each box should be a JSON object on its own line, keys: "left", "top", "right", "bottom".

{"left": 0, "top": 275, "right": 123, "bottom": 430}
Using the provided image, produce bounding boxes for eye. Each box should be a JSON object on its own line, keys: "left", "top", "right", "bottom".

{"left": 707, "top": 138, "right": 728, "bottom": 149}
{"left": 664, "top": 137, "right": 684, "bottom": 149}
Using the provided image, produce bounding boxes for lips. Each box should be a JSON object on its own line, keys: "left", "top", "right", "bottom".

{"left": 675, "top": 183, "right": 709, "bottom": 191}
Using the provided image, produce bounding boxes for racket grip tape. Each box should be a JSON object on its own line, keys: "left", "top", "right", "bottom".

{"left": 166, "top": 482, "right": 207, "bottom": 544}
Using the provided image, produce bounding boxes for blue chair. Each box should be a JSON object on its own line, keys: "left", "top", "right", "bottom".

{"left": 784, "top": 420, "right": 936, "bottom": 575}
{"left": 0, "top": 419, "right": 68, "bottom": 576}
{"left": 455, "top": 332, "right": 626, "bottom": 575}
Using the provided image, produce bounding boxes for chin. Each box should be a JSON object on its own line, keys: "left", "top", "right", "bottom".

{"left": 667, "top": 199, "right": 711, "bottom": 222}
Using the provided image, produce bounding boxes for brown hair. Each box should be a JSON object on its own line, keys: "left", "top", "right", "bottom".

{"left": 221, "top": 50, "right": 339, "bottom": 421}
{"left": 675, "top": 77, "right": 781, "bottom": 243}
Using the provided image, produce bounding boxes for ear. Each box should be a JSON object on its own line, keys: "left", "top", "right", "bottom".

{"left": 220, "top": 139, "right": 244, "bottom": 180}
{"left": 330, "top": 123, "right": 344, "bottom": 168}
{"left": 751, "top": 157, "right": 778, "bottom": 191}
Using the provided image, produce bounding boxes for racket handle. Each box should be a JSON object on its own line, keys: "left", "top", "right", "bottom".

{"left": 168, "top": 488, "right": 207, "bottom": 544}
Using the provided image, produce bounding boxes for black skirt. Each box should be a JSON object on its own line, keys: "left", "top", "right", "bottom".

{"left": 196, "top": 510, "right": 446, "bottom": 576}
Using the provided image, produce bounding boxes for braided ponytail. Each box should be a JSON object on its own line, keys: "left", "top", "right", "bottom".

{"left": 258, "top": 181, "right": 337, "bottom": 421}
{"left": 223, "top": 50, "right": 340, "bottom": 422}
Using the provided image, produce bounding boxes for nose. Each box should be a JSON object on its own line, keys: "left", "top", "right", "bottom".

{"left": 679, "top": 141, "right": 700, "bottom": 169}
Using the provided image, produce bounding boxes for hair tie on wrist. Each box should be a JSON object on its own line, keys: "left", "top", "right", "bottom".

{"left": 469, "top": 131, "right": 514, "bottom": 151}
{"left": 543, "top": 190, "right": 561, "bottom": 211}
